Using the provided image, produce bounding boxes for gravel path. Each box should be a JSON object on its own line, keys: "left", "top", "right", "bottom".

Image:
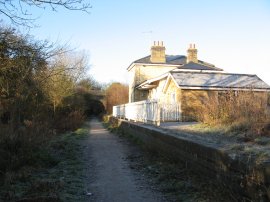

{"left": 84, "top": 118, "right": 165, "bottom": 202}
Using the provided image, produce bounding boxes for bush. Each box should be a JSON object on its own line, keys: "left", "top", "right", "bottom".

{"left": 54, "top": 110, "right": 85, "bottom": 132}
{"left": 0, "top": 121, "right": 53, "bottom": 181}
{"left": 198, "top": 90, "right": 270, "bottom": 136}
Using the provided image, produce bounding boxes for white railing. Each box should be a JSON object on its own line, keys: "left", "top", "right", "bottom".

{"left": 160, "top": 103, "right": 182, "bottom": 122}
{"left": 113, "top": 100, "right": 181, "bottom": 125}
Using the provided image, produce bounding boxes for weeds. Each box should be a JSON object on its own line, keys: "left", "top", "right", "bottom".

{"left": 0, "top": 123, "right": 89, "bottom": 201}
{"left": 54, "top": 110, "right": 86, "bottom": 132}
{"left": 198, "top": 90, "right": 270, "bottom": 138}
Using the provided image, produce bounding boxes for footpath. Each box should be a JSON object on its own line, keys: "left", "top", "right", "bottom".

{"left": 84, "top": 118, "right": 166, "bottom": 202}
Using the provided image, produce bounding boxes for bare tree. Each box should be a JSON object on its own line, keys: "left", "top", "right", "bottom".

{"left": 41, "top": 50, "right": 89, "bottom": 113}
{"left": 0, "top": 26, "right": 90, "bottom": 127}
{"left": 0, "top": 0, "right": 91, "bottom": 26}
{"left": 105, "top": 82, "right": 128, "bottom": 114}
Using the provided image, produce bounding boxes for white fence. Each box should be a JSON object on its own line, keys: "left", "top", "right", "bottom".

{"left": 112, "top": 100, "right": 181, "bottom": 125}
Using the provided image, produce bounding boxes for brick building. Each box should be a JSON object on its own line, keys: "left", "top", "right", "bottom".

{"left": 127, "top": 42, "right": 270, "bottom": 120}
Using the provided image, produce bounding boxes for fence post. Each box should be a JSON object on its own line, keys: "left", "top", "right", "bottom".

{"left": 113, "top": 100, "right": 181, "bottom": 124}
{"left": 156, "top": 102, "right": 160, "bottom": 126}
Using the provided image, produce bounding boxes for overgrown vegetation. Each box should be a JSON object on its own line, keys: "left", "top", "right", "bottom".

{"left": 0, "top": 26, "right": 105, "bottom": 200}
{"left": 198, "top": 90, "right": 270, "bottom": 137}
{"left": 0, "top": 26, "right": 130, "bottom": 201}
{"left": 0, "top": 124, "right": 89, "bottom": 201}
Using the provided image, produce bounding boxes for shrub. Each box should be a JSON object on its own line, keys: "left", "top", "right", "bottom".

{"left": 0, "top": 121, "right": 53, "bottom": 180}
{"left": 54, "top": 110, "right": 85, "bottom": 132}
{"left": 198, "top": 90, "right": 270, "bottom": 136}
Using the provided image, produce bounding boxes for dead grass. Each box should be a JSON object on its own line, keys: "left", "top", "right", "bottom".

{"left": 198, "top": 90, "right": 270, "bottom": 138}
{"left": 54, "top": 110, "right": 86, "bottom": 132}
{"left": 0, "top": 123, "right": 89, "bottom": 201}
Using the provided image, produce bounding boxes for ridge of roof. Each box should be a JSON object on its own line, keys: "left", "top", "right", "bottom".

{"left": 133, "top": 54, "right": 186, "bottom": 65}
{"left": 174, "top": 62, "right": 223, "bottom": 71}
{"left": 132, "top": 55, "right": 220, "bottom": 70}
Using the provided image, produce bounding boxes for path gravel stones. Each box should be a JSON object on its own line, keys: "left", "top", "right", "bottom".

{"left": 84, "top": 118, "right": 166, "bottom": 202}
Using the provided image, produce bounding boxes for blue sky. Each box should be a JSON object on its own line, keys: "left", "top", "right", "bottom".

{"left": 3, "top": 0, "right": 270, "bottom": 85}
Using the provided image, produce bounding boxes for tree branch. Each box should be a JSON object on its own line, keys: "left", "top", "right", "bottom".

{"left": 0, "top": 0, "right": 91, "bottom": 27}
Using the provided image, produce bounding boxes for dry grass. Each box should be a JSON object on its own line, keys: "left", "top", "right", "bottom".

{"left": 198, "top": 90, "right": 270, "bottom": 137}
{"left": 0, "top": 109, "right": 87, "bottom": 201}
{"left": 0, "top": 124, "right": 89, "bottom": 201}
{"left": 0, "top": 122, "right": 52, "bottom": 175}
{"left": 54, "top": 110, "right": 86, "bottom": 132}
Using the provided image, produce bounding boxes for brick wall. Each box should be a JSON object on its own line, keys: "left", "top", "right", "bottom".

{"left": 109, "top": 117, "right": 270, "bottom": 201}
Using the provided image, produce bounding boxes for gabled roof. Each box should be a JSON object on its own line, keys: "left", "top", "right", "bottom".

{"left": 170, "top": 71, "right": 270, "bottom": 91}
{"left": 137, "top": 72, "right": 169, "bottom": 90}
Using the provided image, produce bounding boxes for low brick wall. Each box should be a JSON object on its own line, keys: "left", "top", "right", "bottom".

{"left": 109, "top": 116, "right": 270, "bottom": 201}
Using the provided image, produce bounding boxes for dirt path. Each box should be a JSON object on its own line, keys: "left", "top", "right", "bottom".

{"left": 84, "top": 118, "right": 166, "bottom": 202}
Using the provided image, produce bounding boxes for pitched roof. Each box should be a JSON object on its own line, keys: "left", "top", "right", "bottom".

{"left": 134, "top": 55, "right": 186, "bottom": 65}
{"left": 175, "top": 62, "right": 223, "bottom": 71}
{"left": 133, "top": 55, "right": 222, "bottom": 71}
{"left": 170, "top": 71, "right": 270, "bottom": 90}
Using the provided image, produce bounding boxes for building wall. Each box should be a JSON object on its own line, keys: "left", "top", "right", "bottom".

{"left": 128, "top": 67, "right": 136, "bottom": 102}
{"left": 128, "top": 64, "right": 177, "bottom": 102}
{"left": 148, "top": 77, "right": 182, "bottom": 104}
{"left": 149, "top": 78, "right": 214, "bottom": 121}
{"left": 148, "top": 78, "right": 208, "bottom": 121}
{"left": 155, "top": 79, "right": 216, "bottom": 121}
{"left": 147, "top": 77, "right": 270, "bottom": 122}
{"left": 163, "top": 78, "right": 181, "bottom": 104}
{"left": 181, "top": 90, "right": 269, "bottom": 121}
{"left": 181, "top": 90, "right": 217, "bottom": 121}
{"left": 148, "top": 79, "right": 167, "bottom": 101}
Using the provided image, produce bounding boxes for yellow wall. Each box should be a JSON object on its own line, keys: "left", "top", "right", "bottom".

{"left": 181, "top": 90, "right": 217, "bottom": 121}
{"left": 128, "top": 64, "right": 177, "bottom": 102}
{"left": 162, "top": 78, "right": 181, "bottom": 103}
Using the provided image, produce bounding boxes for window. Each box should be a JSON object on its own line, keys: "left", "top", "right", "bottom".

{"left": 171, "top": 93, "right": 176, "bottom": 103}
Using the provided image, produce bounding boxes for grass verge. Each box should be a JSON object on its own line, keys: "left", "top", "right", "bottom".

{"left": 0, "top": 123, "right": 89, "bottom": 202}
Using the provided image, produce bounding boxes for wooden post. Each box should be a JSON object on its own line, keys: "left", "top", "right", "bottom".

{"left": 156, "top": 102, "right": 160, "bottom": 126}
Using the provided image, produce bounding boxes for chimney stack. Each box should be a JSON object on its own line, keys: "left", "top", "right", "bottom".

{"left": 187, "top": 43, "right": 198, "bottom": 63}
{"left": 150, "top": 41, "right": 166, "bottom": 63}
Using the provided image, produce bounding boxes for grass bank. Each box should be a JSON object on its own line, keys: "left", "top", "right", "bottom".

{"left": 0, "top": 123, "right": 89, "bottom": 202}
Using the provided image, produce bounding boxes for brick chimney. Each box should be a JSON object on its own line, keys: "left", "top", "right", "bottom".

{"left": 150, "top": 41, "right": 166, "bottom": 63}
{"left": 187, "top": 44, "right": 198, "bottom": 63}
